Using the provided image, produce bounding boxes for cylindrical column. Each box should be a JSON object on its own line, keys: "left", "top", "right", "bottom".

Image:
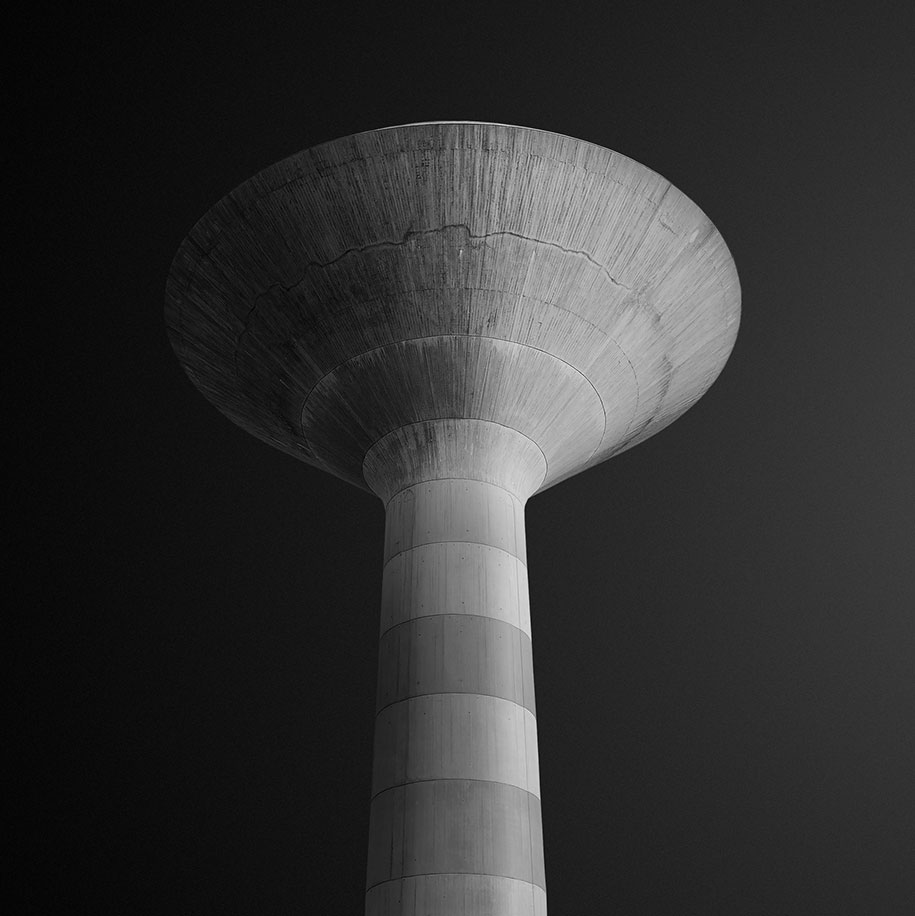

{"left": 364, "top": 451, "right": 547, "bottom": 915}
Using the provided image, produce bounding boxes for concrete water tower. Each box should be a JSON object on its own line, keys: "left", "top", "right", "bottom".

{"left": 166, "top": 122, "right": 740, "bottom": 915}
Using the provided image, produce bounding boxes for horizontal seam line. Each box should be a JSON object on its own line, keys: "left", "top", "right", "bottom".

{"left": 302, "top": 331, "right": 601, "bottom": 417}
{"left": 374, "top": 690, "right": 538, "bottom": 717}
{"left": 300, "top": 332, "right": 608, "bottom": 481}
{"left": 384, "top": 540, "right": 527, "bottom": 568}
{"left": 380, "top": 611, "right": 531, "bottom": 640}
{"left": 366, "top": 871, "right": 546, "bottom": 894}
{"left": 370, "top": 775, "right": 540, "bottom": 803}
{"left": 381, "top": 474, "right": 530, "bottom": 510}
{"left": 362, "top": 420, "right": 546, "bottom": 501}
{"left": 379, "top": 613, "right": 532, "bottom": 640}
{"left": 375, "top": 689, "right": 535, "bottom": 719}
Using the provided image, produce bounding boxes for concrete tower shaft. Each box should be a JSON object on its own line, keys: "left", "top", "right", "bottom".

{"left": 365, "top": 420, "right": 545, "bottom": 914}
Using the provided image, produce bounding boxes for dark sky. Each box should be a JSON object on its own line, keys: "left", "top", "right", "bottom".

{"left": 18, "top": 2, "right": 915, "bottom": 913}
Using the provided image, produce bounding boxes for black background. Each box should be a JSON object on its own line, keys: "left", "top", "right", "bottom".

{"left": 16, "top": 2, "right": 915, "bottom": 913}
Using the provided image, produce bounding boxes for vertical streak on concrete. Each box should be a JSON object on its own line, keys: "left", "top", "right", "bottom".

{"left": 364, "top": 434, "right": 547, "bottom": 915}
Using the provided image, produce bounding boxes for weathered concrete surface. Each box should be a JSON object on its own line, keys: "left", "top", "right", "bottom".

{"left": 165, "top": 122, "right": 742, "bottom": 915}
{"left": 365, "top": 429, "right": 544, "bottom": 915}
{"left": 165, "top": 122, "right": 741, "bottom": 494}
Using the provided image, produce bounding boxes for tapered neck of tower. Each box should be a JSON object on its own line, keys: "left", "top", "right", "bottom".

{"left": 362, "top": 418, "right": 547, "bottom": 504}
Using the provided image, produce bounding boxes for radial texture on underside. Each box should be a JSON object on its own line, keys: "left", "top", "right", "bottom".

{"left": 165, "top": 122, "right": 741, "bottom": 495}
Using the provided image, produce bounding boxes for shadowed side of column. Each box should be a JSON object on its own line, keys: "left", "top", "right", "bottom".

{"left": 364, "top": 420, "right": 547, "bottom": 916}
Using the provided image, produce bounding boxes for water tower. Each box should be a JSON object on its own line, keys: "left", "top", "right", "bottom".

{"left": 166, "top": 122, "right": 740, "bottom": 915}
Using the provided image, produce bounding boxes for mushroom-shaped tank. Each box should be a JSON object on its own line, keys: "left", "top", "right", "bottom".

{"left": 166, "top": 122, "right": 740, "bottom": 499}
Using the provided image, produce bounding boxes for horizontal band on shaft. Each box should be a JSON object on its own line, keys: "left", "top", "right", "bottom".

{"left": 383, "top": 539, "right": 528, "bottom": 570}
{"left": 381, "top": 541, "right": 531, "bottom": 638}
{"left": 376, "top": 614, "right": 536, "bottom": 715}
{"left": 374, "top": 689, "right": 533, "bottom": 720}
{"left": 372, "top": 693, "right": 540, "bottom": 797}
{"left": 371, "top": 775, "right": 538, "bottom": 803}
{"left": 365, "top": 873, "right": 547, "bottom": 916}
{"left": 366, "top": 779, "right": 545, "bottom": 890}
{"left": 384, "top": 478, "right": 527, "bottom": 565}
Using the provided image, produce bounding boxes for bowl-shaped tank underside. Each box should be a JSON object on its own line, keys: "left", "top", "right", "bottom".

{"left": 165, "top": 122, "right": 740, "bottom": 495}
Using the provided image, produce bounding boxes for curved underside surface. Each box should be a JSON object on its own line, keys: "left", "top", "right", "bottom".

{"left": 165, "top": 122, "right": 740, "bottom": 495}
